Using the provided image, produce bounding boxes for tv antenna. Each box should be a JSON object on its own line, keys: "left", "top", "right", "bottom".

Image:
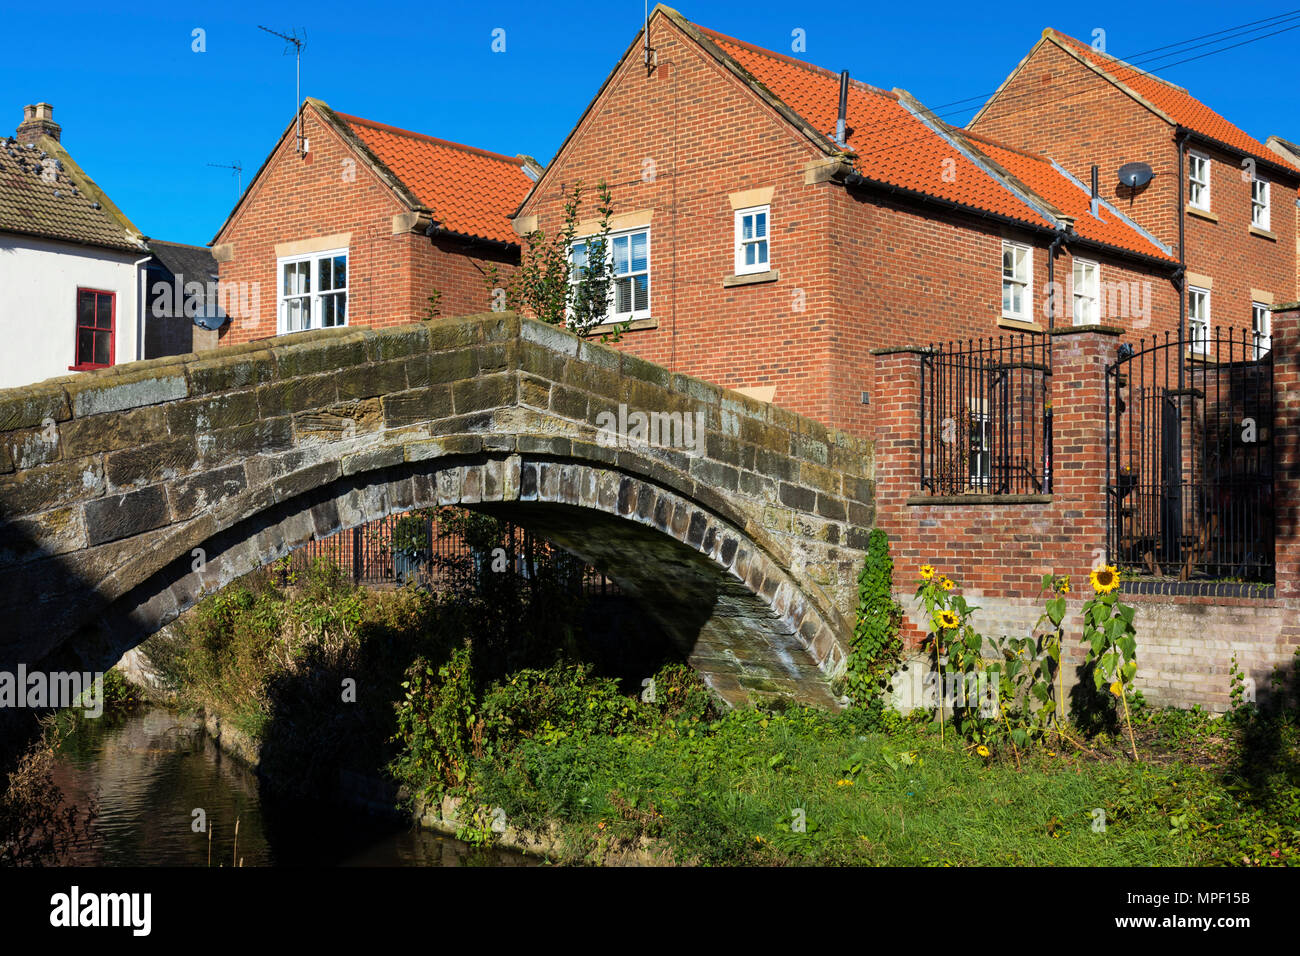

{"left": 642, "top": 0, "right": 656, "bottom": 74}
{"left": 207, "top": 160, "right": 243, "bottom": 197}
{"left": 258, "top": 25, "right": 307, "bottom": 154}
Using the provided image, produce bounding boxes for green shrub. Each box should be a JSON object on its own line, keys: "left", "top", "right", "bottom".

{"left": 845, "top": 529, "right": 903, "bottom": 706}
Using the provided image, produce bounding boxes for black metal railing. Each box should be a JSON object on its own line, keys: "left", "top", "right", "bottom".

{"left": 919, "top": 333, "right": 1052, "bottom": 495}
{"left": 282, "top": 510, "right": 618, "bottom": 594}
{"left": 1105, "top": 327, "right": 1273, "bottom": 583}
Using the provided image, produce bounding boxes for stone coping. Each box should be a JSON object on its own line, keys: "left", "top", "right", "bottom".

{"left": 906, "top": 493, "right": 1052, "bottom": 506}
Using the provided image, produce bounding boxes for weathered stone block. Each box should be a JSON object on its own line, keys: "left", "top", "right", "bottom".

{"left": 84, "top": 486, "right": 169, "bottom": 546}
{"left": 273, "top": 332, "right": 368, "bottom": 378}
{"left": 452, "top": 373, "right": 515, "bottom": 415}
{"left": 256, "top": 374, "right": 338, "bottom": 418}
{"left": 105, "top": 438, "right": 200, "bottom": 490}
{"left": 68, "top": 369, "right": 188, "bottom": 417}
{"left": 0, "top": 385, "right": 70, "bottom": 432}
{"left": 337, "top": 360, "right": 409, "bottom": 400}
{"left": 167, "top": 464, "right": 247, "bottom": 521}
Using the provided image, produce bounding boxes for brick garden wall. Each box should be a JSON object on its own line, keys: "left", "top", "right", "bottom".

{"left": 873, "top": 306, "right": 1300, "bottom": 710}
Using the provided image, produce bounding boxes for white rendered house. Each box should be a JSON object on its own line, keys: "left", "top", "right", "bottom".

{"left": 0, "top": 104, "right": 150, "bottom": 389}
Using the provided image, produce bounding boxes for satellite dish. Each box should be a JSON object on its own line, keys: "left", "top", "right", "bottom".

{"left": 192, "top": 304, "right": 228, "bottom": 331}
{"left": 1118, "top": 162, "right": 1154, "bottom": 189}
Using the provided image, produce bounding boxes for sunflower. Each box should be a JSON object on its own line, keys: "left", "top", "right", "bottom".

{"left": 940, "top": 577, "right": 955, "bottom": 591}
{"left": 935, "top": 609, "right": 960, "bottom": 630}
{"left": 920, "top": 565, "right": 935, "bottom": 581}
{"left": 976, "top": 745, "right": 990, "bottom": 758}
{"left": 1090, "top": 564, "right": 1120, "bottom": 594}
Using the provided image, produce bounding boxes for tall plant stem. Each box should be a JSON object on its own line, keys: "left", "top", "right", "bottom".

{"left": 1119, "top": 688, "right": 1138, "bottom": 761}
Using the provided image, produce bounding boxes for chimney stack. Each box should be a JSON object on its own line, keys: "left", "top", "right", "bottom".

{"left": 16, "top": 103, "right": 60, "bottom": 145}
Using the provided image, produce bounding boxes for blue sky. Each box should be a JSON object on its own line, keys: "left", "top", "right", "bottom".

{"left": 3, "top": 0, "right": 1296, "bottom": 246}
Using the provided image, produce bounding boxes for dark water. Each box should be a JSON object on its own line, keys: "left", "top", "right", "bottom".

{"left": 52, "top": 708, "right": 534, "bottom": 867}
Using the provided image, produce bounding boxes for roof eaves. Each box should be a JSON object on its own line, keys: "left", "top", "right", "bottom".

{"left": 1048, "top": 159, "right": 1175, "bottom": 258}
{"left": 894, "top": 90, "right": 1061, "bottom": 229}
{"left": 843, "top": 170, "right": 1053, "bottom": 237}
{"left": 1178, "top": 125, "right": 1300, "bottom": 180}
{"left": 0, "top": 225, "right": 143, "bottom": 255}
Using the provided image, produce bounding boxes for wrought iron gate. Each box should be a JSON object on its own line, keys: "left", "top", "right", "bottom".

{"left": 1105, "top": 328, "right": 1274, "bottom": 583}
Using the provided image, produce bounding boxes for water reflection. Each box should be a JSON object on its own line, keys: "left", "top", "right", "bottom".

{"left": 53, "top": 709, "right": 533, "bottom": 867}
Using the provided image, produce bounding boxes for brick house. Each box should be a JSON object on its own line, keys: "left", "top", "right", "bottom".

{"left": 1266, "top": 136, "right": 1300, "bottom": 295}
{"left": 512, "top": 6, "right": 1182, "bottom": 445}
{"left": 969, "top": 28, "right": 1300, "bottom": 355}
{"left": 0, "top": 104, "right": 151, "bottom": 388}
{"left": 210, "top": 98, "right": 538, "bottom": 346}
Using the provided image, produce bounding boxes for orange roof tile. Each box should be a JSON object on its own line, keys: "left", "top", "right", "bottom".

{"left": 1049, "top": 30, "right": 1300, "bottom": 176}
{"left": 338, "top": 113, "right": 534, "bottom": 245}
{"left": 691, "top": 21, "right": 1171, "bottom": 262}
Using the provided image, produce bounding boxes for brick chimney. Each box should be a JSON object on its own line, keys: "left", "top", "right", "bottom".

{"left": 16, "top": 103, "right": 60, "bottom": 145}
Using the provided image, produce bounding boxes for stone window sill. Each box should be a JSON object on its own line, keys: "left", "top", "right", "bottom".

{"left": 997, "top": 317, "right": 1042, "bottom": 332}
{"left": 609, "top": 317, "right": 658, "bottom": 331}
{"left": 1249, "top": 225, "right": 1276, "bottom": 241}
{"left": 723, "top": 269, "right": 779, "bottom": 288}
{"left": 1186, "top": 205, "right": 1218, "bottom": 222}
{"left": 907, "top": 493, "right": 1052, "bottom": 506}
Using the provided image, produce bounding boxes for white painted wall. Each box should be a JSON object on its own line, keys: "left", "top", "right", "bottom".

{"left": 0, "top": 234, "right": 145, "bottom": 389}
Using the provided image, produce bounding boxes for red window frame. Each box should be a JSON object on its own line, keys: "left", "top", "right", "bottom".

{"left": 71, "top": 288, "right": 115, "bottom": 371}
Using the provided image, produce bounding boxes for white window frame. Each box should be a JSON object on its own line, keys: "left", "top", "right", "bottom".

{"left": 1072, "top": 258, "right": 1100, "bottom": 326}
{"left": 733, "top": 204, "right": 770, "bottom": 276}
{"left": 1188, "top": 286, "right": 1211, "bottom": 355}
{"left": 276, "top": 247, "right": 348, "bottom": 335}
{"left": 1001, "top": 241, "right": 1032, "bottom": 321}
{"left": 1187, "top": 150, "right": 1211, "bottom": 211}
{"left": 1251, "top": 176, "right": 1271, "bottom": 230}
{"left": 570, "top": 228, "right": 651, "bottom": 324}
{"left": 1252, "top": 302, "right": 1271, "bottom": 358}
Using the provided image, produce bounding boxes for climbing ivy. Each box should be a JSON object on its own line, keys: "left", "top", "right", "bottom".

{"left": 845, "top": 529, "right": 904, "bottom": 706}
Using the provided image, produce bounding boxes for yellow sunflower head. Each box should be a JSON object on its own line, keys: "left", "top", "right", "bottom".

{"left": 935, "top": 609, "right": 960, "bottom": 630}
{"left": 920, "top": 565, "right": 935, "bottom": 580}
{"left": 976, "top": 745, "right": 990, "bottom": 758}
{"left": 1090, "top": 564, "right": 1120, "bottom": 594}
{"left": 941, "top": 577, "right": 955, "bottom": 591}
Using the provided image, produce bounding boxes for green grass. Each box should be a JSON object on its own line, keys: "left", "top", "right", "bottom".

{"left": 470, "top": 706, "right": 1300, "bottom": 866}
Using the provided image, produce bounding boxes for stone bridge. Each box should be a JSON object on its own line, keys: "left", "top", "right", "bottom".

{"left": 0, "top": 313, "right": 874, "bottom": 708}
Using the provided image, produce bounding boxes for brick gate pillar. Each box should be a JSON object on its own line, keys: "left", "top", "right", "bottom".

{"left": 1271, "top": 304, "right": 1300, "bottom": 601}
{"left": 1047, "top": 326, "right": 1124, "bottom": 582}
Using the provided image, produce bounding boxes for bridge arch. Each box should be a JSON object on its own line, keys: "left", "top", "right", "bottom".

{"left": 0, "top": 313, "right": 875, "bottom": 708}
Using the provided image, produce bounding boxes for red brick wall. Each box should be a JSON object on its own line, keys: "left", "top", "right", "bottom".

{"left": 214, "top": 104, "right": 515, "bottom": 346}
{"left": 970, "top": 37, "right": 1299, "bottom": 313}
